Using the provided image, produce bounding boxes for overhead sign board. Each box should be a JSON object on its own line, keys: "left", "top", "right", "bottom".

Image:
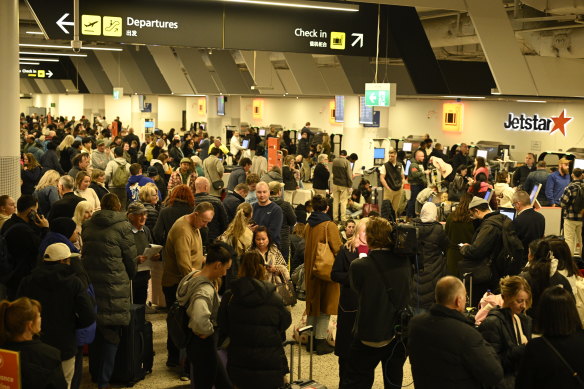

{"left": 19, "top": 63, "right": 67, "bottom": 79}
{"left": 365, "top": 83, "right": 396, "bottom": 107}
{"left": 26, "top": 0, "right": 390, "bottom": 57}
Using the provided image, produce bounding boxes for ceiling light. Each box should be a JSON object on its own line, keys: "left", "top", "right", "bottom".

{"left": 19, "top": 43, "right": 122, "bottom": 52}
{"left": 443, "top": 96, "right": 486, "bottom": 99}
{"left": 223, "top": 0, "right": 358, "bottom": 12}
{"left": 516, "top": 100, "right": 546, "bottom": 103}
{"left": 25, "top": 31, "right": 44, "bottom": 35}
{"left": 490, "top": 88, "right": 501, "bottom": 95}
{"left": 19, "top": 51, "right": 87, "bottom": 57}
{"left": 19, "top": 57, "right": 59, "bottom": 62}
{"left": 20, "top": 62, "right": 40, "bottom": 65}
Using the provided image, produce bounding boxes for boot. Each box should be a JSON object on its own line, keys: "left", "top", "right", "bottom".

{"left": 315, "top": 338, "right": 334, "bottom": 355}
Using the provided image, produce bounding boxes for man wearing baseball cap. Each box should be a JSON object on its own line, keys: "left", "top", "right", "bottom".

{"left": 459, "top": 196, "right": 509, "bottom": 306}
{"left": 91, "top": 139, "right": 112, "bottom": 171}
{"left": 17, "top": 243, "right": 96, "bottom": 388}
{"left": 168, "top": 157, "right": 198, "bottom": 195}
{"left": 127, "top": 202, "right": 157, "bottom": 306}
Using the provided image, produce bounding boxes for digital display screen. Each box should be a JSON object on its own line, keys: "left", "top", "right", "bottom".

{"left": 374, "top": 148, "right": 385, "bottom": 159}
{"left": 476, "top": 149, "right": 488, "bottom": 159}
{"left": 484, "top": 188, "right": 493, "bottom": 201}
{"left": 574, "top": 158, "right": 584, "bottom": 170}
{"left": 402, "top": 142, "right": 412, "bottom": 152}
{"left": 144, "top": 120, "right": 154, "bottom": 128}
{"left": 530, "top": 184, "right": 541, "bottom": 204}
{"left": 241, "top": 139, "right": 249, "bottom": 149}
{"left": 359, "top": 96, "right": 373, "bottom": 124}
{"left": 500, "top": 209, "right": 515, "bottom": 220}
{"left": 404, "top": 160, "right": 411, "bottom": 176}
{"left": 335, "top": 95, "right": 344, "bottom": 123}
{"left": 217, "top": 96, "right": 225, "bottom": 116}
{"left": 258, "top": 129, "right": 266, "bottom": 136}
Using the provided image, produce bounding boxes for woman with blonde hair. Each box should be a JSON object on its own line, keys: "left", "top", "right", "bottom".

{"left": 73, "top": 171, "right": 100, "bottom": 211}
{"left": 58, "top": 135, "right": 75, "bottom": 172}
{"left": 33, "top": 169, "right": 61, "bottom": 215}
{"left": 21, "top": 153, "right": 43, "bottom": 195}
{"left": 0, "top": 297, "right": 67, "bottom": 389}
{"left": 139, "top": 183, "right": 160, "bottom": 231}
{"left": 89, "top": 168, "right": 109, "bottom": 201}
{"left": 479, "top": 276, "right": 533, "bottom": 389}
{"left": 72, "top": 201, "right": 94, "bottom": 251}
{"left": 331, "top": 217, "right": 369, "bottom": 386}
{"left": 220, "top": 202, "right": 253, "bottom": 257}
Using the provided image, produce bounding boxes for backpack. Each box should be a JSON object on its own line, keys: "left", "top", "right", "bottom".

{"left": 166, "top": 300, "right": 191, "bottom": 349}
{"left": 111, "top": 161, "right": 130, "bottom": 187}
{"left": 571, "top": 182, "right": 584, "bottom": 216}
{"left": 391, "top": 223, "right": 418, "bottom": 257}
{"left": 291, "top": 263, "right": 306, "bottom": 301}
{"left": 492, "top": 216, "right": 525, "bottom": 277}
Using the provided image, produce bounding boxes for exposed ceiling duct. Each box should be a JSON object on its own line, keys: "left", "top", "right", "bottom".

{"left": 521, "top": 0, "right": 584, "bottom": 15}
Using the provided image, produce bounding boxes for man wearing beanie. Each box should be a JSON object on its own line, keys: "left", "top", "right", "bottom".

{"left": 38, "top": 216, "right": 80, "bottom": 256}
{"left": 17, "top": 243, "right": 96, "bottom": 388}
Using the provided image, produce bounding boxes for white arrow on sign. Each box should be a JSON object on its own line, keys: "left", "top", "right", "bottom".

{"left": 57, "top": 13, "right": 74, "bottom": 34}
{"left": 369, "top": 93, "right": 377, "bottom": 103}
{"left": 47, "top": 70, "right": 54, "bottom": 78}
{"left": 351, "top": 33, "right": 364, "bottom": 48}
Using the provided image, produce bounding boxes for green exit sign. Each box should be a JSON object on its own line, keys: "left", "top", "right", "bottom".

{"left": 364, "top": 83, "right": 396, "bottom": 107}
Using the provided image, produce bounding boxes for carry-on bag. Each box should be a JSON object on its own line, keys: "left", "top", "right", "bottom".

{"left": 285, "top": 325, "right": 327, "bottom": 389}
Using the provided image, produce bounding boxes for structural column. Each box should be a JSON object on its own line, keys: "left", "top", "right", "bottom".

{"left": 0, "top": 0, "right": 21, "bottom": 199}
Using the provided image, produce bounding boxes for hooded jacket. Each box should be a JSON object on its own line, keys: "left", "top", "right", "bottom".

{"left": 217, "top": 277, "right": 292, "bottom": 389}
{"left": 126, "top": 174, "right": 157, "bottom": 203}
{"left": 176, "top": 270, "right": 218, "bottom": 337}
{"left": 82, "top": 210, "right": 137, "bottom": 326}
{"left": 17, "top": 262, "right": 95, "bottom": 360}
{"left": 227, "top": 166, "right": 247, "bottom": 191}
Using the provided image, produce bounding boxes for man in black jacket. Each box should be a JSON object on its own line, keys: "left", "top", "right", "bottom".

{"left": 48, "top": 175, "right": 85, "bottom": 222}
{"left": 512, "top": 190, "right": 545, "bottom": 258}
{"left": 343, "top": 217, "right": 410, "bottom": 389}
{"left": 17, "top": 242, "right": 96, "bottom": 388}
{"left": 223, "top": 183, "right": 249, "bottom": 223}
{"left": 194, "top": 177, "right": 228, "bottom": 245}
{"left": 39, "top": 141, "right": 65, "bottom": 175}
{"left": 513, "top": 153, "right": 537, "bottom": 189}
{"left": 379, "top": 148, "right": 404, "bottom": 217}
{"left": 268, "top": 181, "right": 296, "bottom": 260}
{"left": 408, "top": 276, "right": 503, "bottom": 389}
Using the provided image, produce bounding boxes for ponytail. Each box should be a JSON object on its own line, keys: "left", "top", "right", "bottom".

{"left": 0, "top": 298, "right": 41, "bottom": 345}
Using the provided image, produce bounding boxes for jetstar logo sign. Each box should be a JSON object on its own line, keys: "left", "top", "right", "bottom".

{"left": 503, "top": 110, "right": 572, "bottom": 136}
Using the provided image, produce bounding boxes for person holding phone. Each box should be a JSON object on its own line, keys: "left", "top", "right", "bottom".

{"left": 1, "top": 195, "right": 49, "bottom": 300}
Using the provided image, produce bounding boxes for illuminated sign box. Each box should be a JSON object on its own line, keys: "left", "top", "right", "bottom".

{"left": 442, "top": 102, "right": 463, "bottom": 132}
{"left": 253, "top": 99, "right": 264, "bottom": 119}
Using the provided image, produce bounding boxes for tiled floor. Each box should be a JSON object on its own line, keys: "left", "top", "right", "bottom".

{"left": 80, "top": 301, "right": 414, "bottom": 388}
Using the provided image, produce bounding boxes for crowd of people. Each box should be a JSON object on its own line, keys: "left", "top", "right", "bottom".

{"left": 0, "top": 113, "right": 583, "bottom": 389}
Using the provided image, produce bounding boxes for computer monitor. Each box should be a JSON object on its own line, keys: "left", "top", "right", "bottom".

{"left": 499, "top": 207, "right": 516, "bottom": 221}
{"left": 574, "top": 158, "right": 584, "bottom": 170}
{"left": 144, "top": 120, "right": 154, "bottom": 129}
{"left": 402, "top": 142, "right": 412, "bottom": 152}
{"left": 258, "top": 128, "right": 266, "bottom": 137}
{"left": 404, "top": 160, "right": 412, "bottom": 176}
{"left": 217, "top": 96, "right": 225, "bottom": 116}
{"left": 483, "top": 188, "right": 493, "bottom": 202}
{"left": 297, "top": 132, "right": 302, "bottom": 140}
{"left": 529, "top": 183, "right": 542, "bottom": 205}
{"left": 350, "top": 162, "right": 354, "bottom": 171}
{"left": 241, "top": 139, "right": 249, "bottom": 149}
{"left": 476, "top": 149, "right": 488, "bottom": 159}
{"left": 374, "top": 148, "right": 385, "bottom": 159}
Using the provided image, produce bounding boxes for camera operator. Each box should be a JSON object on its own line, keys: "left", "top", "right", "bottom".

{"left": 342, "top": 217, "right": 411, "bottom": 388}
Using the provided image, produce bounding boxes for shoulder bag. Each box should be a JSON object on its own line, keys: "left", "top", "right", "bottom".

{"left": 272, "top": 272, "right": 297, "bottom": 306}
{"left": 542, "top": 336, "right": 584, "bottom": 387}
{"left": 313, "top": 222, "right": 335, "bottom": 282}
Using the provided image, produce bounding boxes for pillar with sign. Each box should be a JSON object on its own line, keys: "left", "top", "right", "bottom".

{"left": 0, "top": 0, "right": 21, "bottom": 200}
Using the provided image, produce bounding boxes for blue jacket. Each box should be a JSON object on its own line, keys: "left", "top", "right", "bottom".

{"left": 125, "top": 174, "right": 159, "bottom": 203}
{"left": 39, "top": 232, "right": 80, "bottom": 259}
{"left": 545, "top": 171, "right": 571, "bottom": 205}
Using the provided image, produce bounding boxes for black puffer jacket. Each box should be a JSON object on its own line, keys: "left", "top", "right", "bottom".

{"left": 194, "top": 192, "right": 228, "bottom": 244}
{"left": 478, "top": 307, "right": 532, "bottom": 389}
{"left": 218, "top": 277, "right": 292, "bottom": 389}
{"left": 411, "top": 220, "right": 448, "bottom": 310}
{"left": 272, "top": 197, "right": 296, "bottom": 259}
{"left": 82, "top": 210, "right": 137, "bottom": 327}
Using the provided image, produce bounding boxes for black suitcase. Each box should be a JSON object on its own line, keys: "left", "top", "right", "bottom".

{"left": 285, "top": 325, "right": 327, "bottom": 389}
{"left": 111, "top": 303, "right": 154, "bottom": 385}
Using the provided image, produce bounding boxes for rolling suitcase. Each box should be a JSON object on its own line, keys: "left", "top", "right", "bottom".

{"left": 286, "top": 325, "right": 327, "bottom": 389}
{"left": 111, "top": 303, "right": 148, "bottom": 385}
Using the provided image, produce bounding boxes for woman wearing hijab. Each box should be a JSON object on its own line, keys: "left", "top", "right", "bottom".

{"left": 412, "top": 202, "right": 449, "bottom": 311}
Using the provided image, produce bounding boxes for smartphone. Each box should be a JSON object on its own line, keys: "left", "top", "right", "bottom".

{"left": 28, "top": 210, "right": 40, "bottom": 223}
{"left": 458, "top": 243, "right": 465, "bottom": 247}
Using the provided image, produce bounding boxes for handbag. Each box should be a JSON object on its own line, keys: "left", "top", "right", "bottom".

{"left": 313, "top": 222, "right": 335, "bottom": 282}
{"left": 273, "top": 275, "right": 297, "bottom": 307}
{"left": 362, "top": 203, "right": 380, "bottom": 217}
{"left": 212, "top": 180, "right": 224, "bottom": 190}
{"left": 542, "top": 337, "right": 584, "bottom": 387}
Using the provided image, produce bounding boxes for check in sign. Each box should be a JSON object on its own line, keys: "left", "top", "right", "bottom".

{"left": 365, "top": 83, "right": 396, "bottom": 107}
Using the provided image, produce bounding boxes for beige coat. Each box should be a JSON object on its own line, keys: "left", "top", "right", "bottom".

{"left": 303, "top": 220, "right": 342, "bottom": 316}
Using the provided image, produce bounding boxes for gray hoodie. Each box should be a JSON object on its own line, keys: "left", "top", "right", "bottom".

{"left": 176, "top": 270, "right": 218, "bottom": 337}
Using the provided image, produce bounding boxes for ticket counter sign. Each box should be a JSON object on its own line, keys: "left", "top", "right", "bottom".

{"left": 26, "top": 0, "right": 393, "bottom": 57}
{"left": 0, "top": 349, "right": 20, "bottom": 389}
{"left": 503, "top": 110, "right": 572, "bottom": 136}
{"left": 19, "top": 64, "right": 66, "bottom": 79}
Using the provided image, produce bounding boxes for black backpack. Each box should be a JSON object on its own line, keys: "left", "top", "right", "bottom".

{"left": 492, "top": 216, "right": 525, "bottom": 277}
{"left": 571, "top": 182, "right": 584, "bottom": 216}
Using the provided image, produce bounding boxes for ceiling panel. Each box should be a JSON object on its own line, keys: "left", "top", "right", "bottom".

{"left": 148, "top": 46, "right": 194, "bottom": 94}
{"left": 283, "top": 53, "right": 328, "bottom": 95}
{"left": 175, "top": 48, "right": 219, "bottom": 94}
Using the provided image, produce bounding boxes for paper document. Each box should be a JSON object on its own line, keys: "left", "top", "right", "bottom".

{"left": 142, "top": 244, "right": 163, "bottom": 262}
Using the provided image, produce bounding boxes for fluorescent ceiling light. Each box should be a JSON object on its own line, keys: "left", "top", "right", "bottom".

{"left": 19, "top": 57, "right": 59, "bottom": 62}
{"left": 20, "top": 62, "right": 40, "bottom": 65}
{"left": 490, "top": 88, "right": 501, "bottom": 95}
{"left": 25, "top": 31, "right": 44, "bottom": 35}
{"left": 19, "top": 51, "right": 87, "bottom": 57}
{"left": 516, "top": 100, "right": 547, "bottom": 103}
{"left": 223, "top": 0, "right": 358, "bottom": 12}
{"left": 173, "top": 94, "right": 207, "bottom": 97}
{"left": 19, "top": 43, "right": 122, "bottom": 52}
{"left": 443, "top": 96, "right": 485, "bottom": 99}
